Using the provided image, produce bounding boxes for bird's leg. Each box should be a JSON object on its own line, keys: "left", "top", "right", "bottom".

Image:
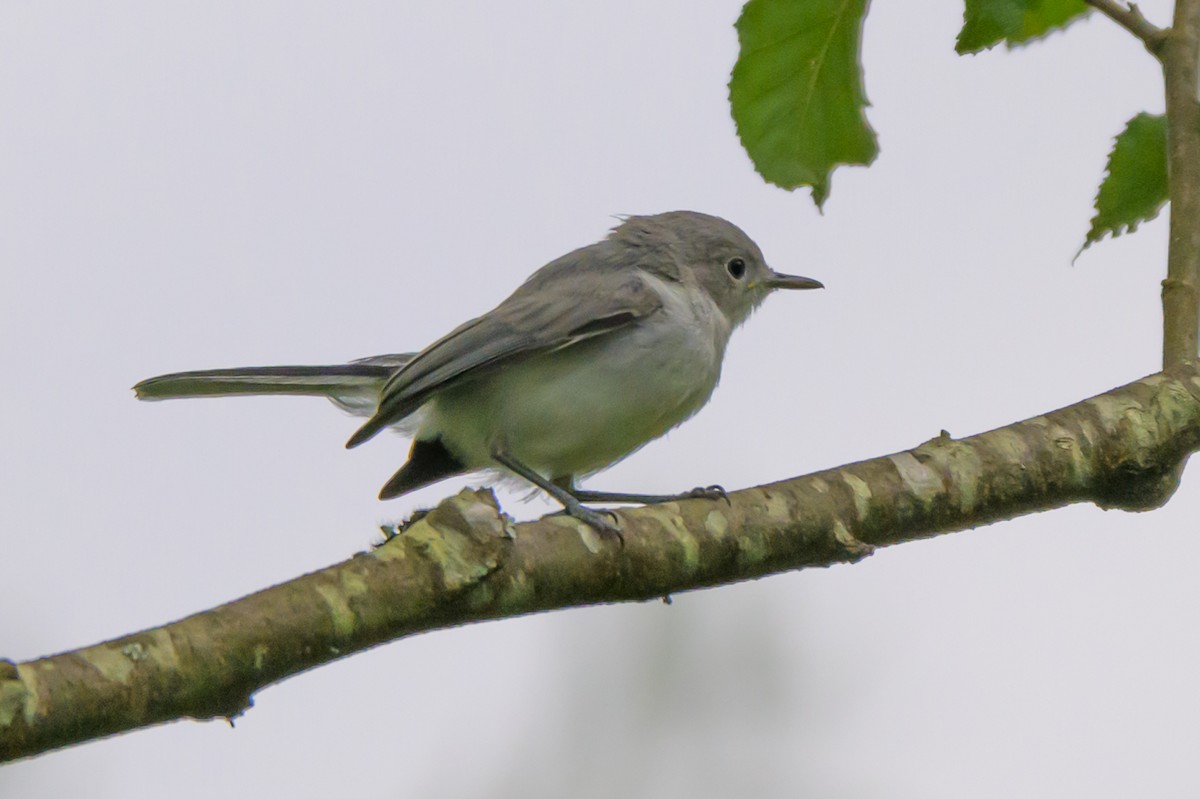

{"left": 490, "top": 449, "right": 623, "bottom": 539}
{"left": 568, "top": 485, "right": 730, "bottom": 505}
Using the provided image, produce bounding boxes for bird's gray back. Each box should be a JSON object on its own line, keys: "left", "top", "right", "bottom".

{"left": 356, "top": 235, "right": 670, "bottom": 436}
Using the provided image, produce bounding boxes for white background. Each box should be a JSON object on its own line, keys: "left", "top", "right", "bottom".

{"left": 3, "top": 2, "right": 1197, "bottom": 796}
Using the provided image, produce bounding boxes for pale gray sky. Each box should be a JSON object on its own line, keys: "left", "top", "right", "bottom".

{"left": 3, "top": 2, "right": 1197, "bottom": 797}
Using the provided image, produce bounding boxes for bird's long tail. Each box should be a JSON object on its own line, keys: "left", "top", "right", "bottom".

{"left": 132, "top": 354, "right": 413, "bottom": 416}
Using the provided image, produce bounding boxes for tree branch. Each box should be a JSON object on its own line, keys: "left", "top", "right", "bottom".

{"left": 1084, "top": 0, "right": 1169, "bottom": 53}
{"left": 5, "top": 364, "right": 1200, "bottom": 762}
{"left": 1161, "top": 0, "right": 1200, "bottom": 366}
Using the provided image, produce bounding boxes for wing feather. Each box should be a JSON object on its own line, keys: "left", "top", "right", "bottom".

{"left": 345, "top": 248, "right": 664, "bottom": 448}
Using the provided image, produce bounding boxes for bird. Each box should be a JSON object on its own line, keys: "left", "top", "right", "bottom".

{"left": 134, "top": 211, "right": 823, "bottom": 534}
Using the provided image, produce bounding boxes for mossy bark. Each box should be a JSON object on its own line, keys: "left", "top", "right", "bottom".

{"left": 5, "top": 364, "right": 1200, "bottom": 762}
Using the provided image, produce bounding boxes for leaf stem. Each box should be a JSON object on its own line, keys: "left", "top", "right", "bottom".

{"left": 1161, "top": 0, "right": 1200, "bottom": 366}
{"left": 1084, "top": 0, "right": 1168, "bottom": 53}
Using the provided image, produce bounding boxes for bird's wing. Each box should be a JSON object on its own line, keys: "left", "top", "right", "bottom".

{"left": 345, "top": 261, "right": 664, "bottom": 447}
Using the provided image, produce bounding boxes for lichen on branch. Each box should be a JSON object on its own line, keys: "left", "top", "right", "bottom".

{"left": 5, "top": 364, "right": 1200, "bottom": 763}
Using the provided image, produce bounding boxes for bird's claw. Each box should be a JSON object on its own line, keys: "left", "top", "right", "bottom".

{"left": 686, "top": 484, "right": 730, "bottom": 504}
{"left": 569, "top": 504, "right": 624, "bottom": 545}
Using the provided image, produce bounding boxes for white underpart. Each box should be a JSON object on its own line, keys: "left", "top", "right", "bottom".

{"left": 418, "top": 272, "right": 735, "bottom": 481}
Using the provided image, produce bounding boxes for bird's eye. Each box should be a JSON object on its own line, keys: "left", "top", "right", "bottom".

{"left": 726, "top": 257, "right": 747, "bottom": 280}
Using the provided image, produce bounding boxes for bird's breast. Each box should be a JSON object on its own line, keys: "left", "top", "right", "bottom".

{"left": 424, "top": 277, "right": 732, "bottom": 479}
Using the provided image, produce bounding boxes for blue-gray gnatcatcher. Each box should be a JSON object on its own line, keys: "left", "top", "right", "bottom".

{"left": 135, "top": 211, "right": 822, "bottom": 534}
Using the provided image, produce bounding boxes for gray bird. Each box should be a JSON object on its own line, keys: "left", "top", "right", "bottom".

{"left": 135, "top": 211, "right": 823, "bottom": 534}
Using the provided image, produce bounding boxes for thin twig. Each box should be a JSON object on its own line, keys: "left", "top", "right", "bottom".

{"left": 1084, "top": 0, "right": 1169, "bottom": 54}
{"left": 1161, "top": 0, "right": 1200, "bottom": 365}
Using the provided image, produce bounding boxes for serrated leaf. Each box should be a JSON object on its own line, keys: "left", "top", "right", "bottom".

{"left": 957, "top": 0, "right": 1091, "bottom": 54}
{"left": 1080, "top": 112, "right": 1168, "bottom": 255}
{"left": 729, "top": 0, "right": 877, "bottom": 208}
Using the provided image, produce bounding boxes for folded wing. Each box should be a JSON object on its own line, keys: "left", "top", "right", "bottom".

{"left": 345, "top": 254, "right": 665, "bottom": 448}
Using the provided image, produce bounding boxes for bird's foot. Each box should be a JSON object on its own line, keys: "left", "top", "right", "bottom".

{"left": 681, "top": 484, "right": 730, "bottom": 504}
{"left": 568, "top": 484, "right": 731, "bottom": 506}
{"left": 564, "top": 503, "right": 624, "bottom": 545}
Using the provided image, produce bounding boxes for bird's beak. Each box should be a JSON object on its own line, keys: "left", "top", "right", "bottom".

{"left": 764, "top": 270, "right": 824, "bottom": 290}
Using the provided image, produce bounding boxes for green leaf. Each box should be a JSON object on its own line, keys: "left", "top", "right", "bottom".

{"left": 957, "top": 0, "right": 1091, "bottom": 54}
{"left": 1080, "top": 112, "right": 1169, "bottom": 255}
{"left": 729, "top": 0, "right": 877, "bottom": 208}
